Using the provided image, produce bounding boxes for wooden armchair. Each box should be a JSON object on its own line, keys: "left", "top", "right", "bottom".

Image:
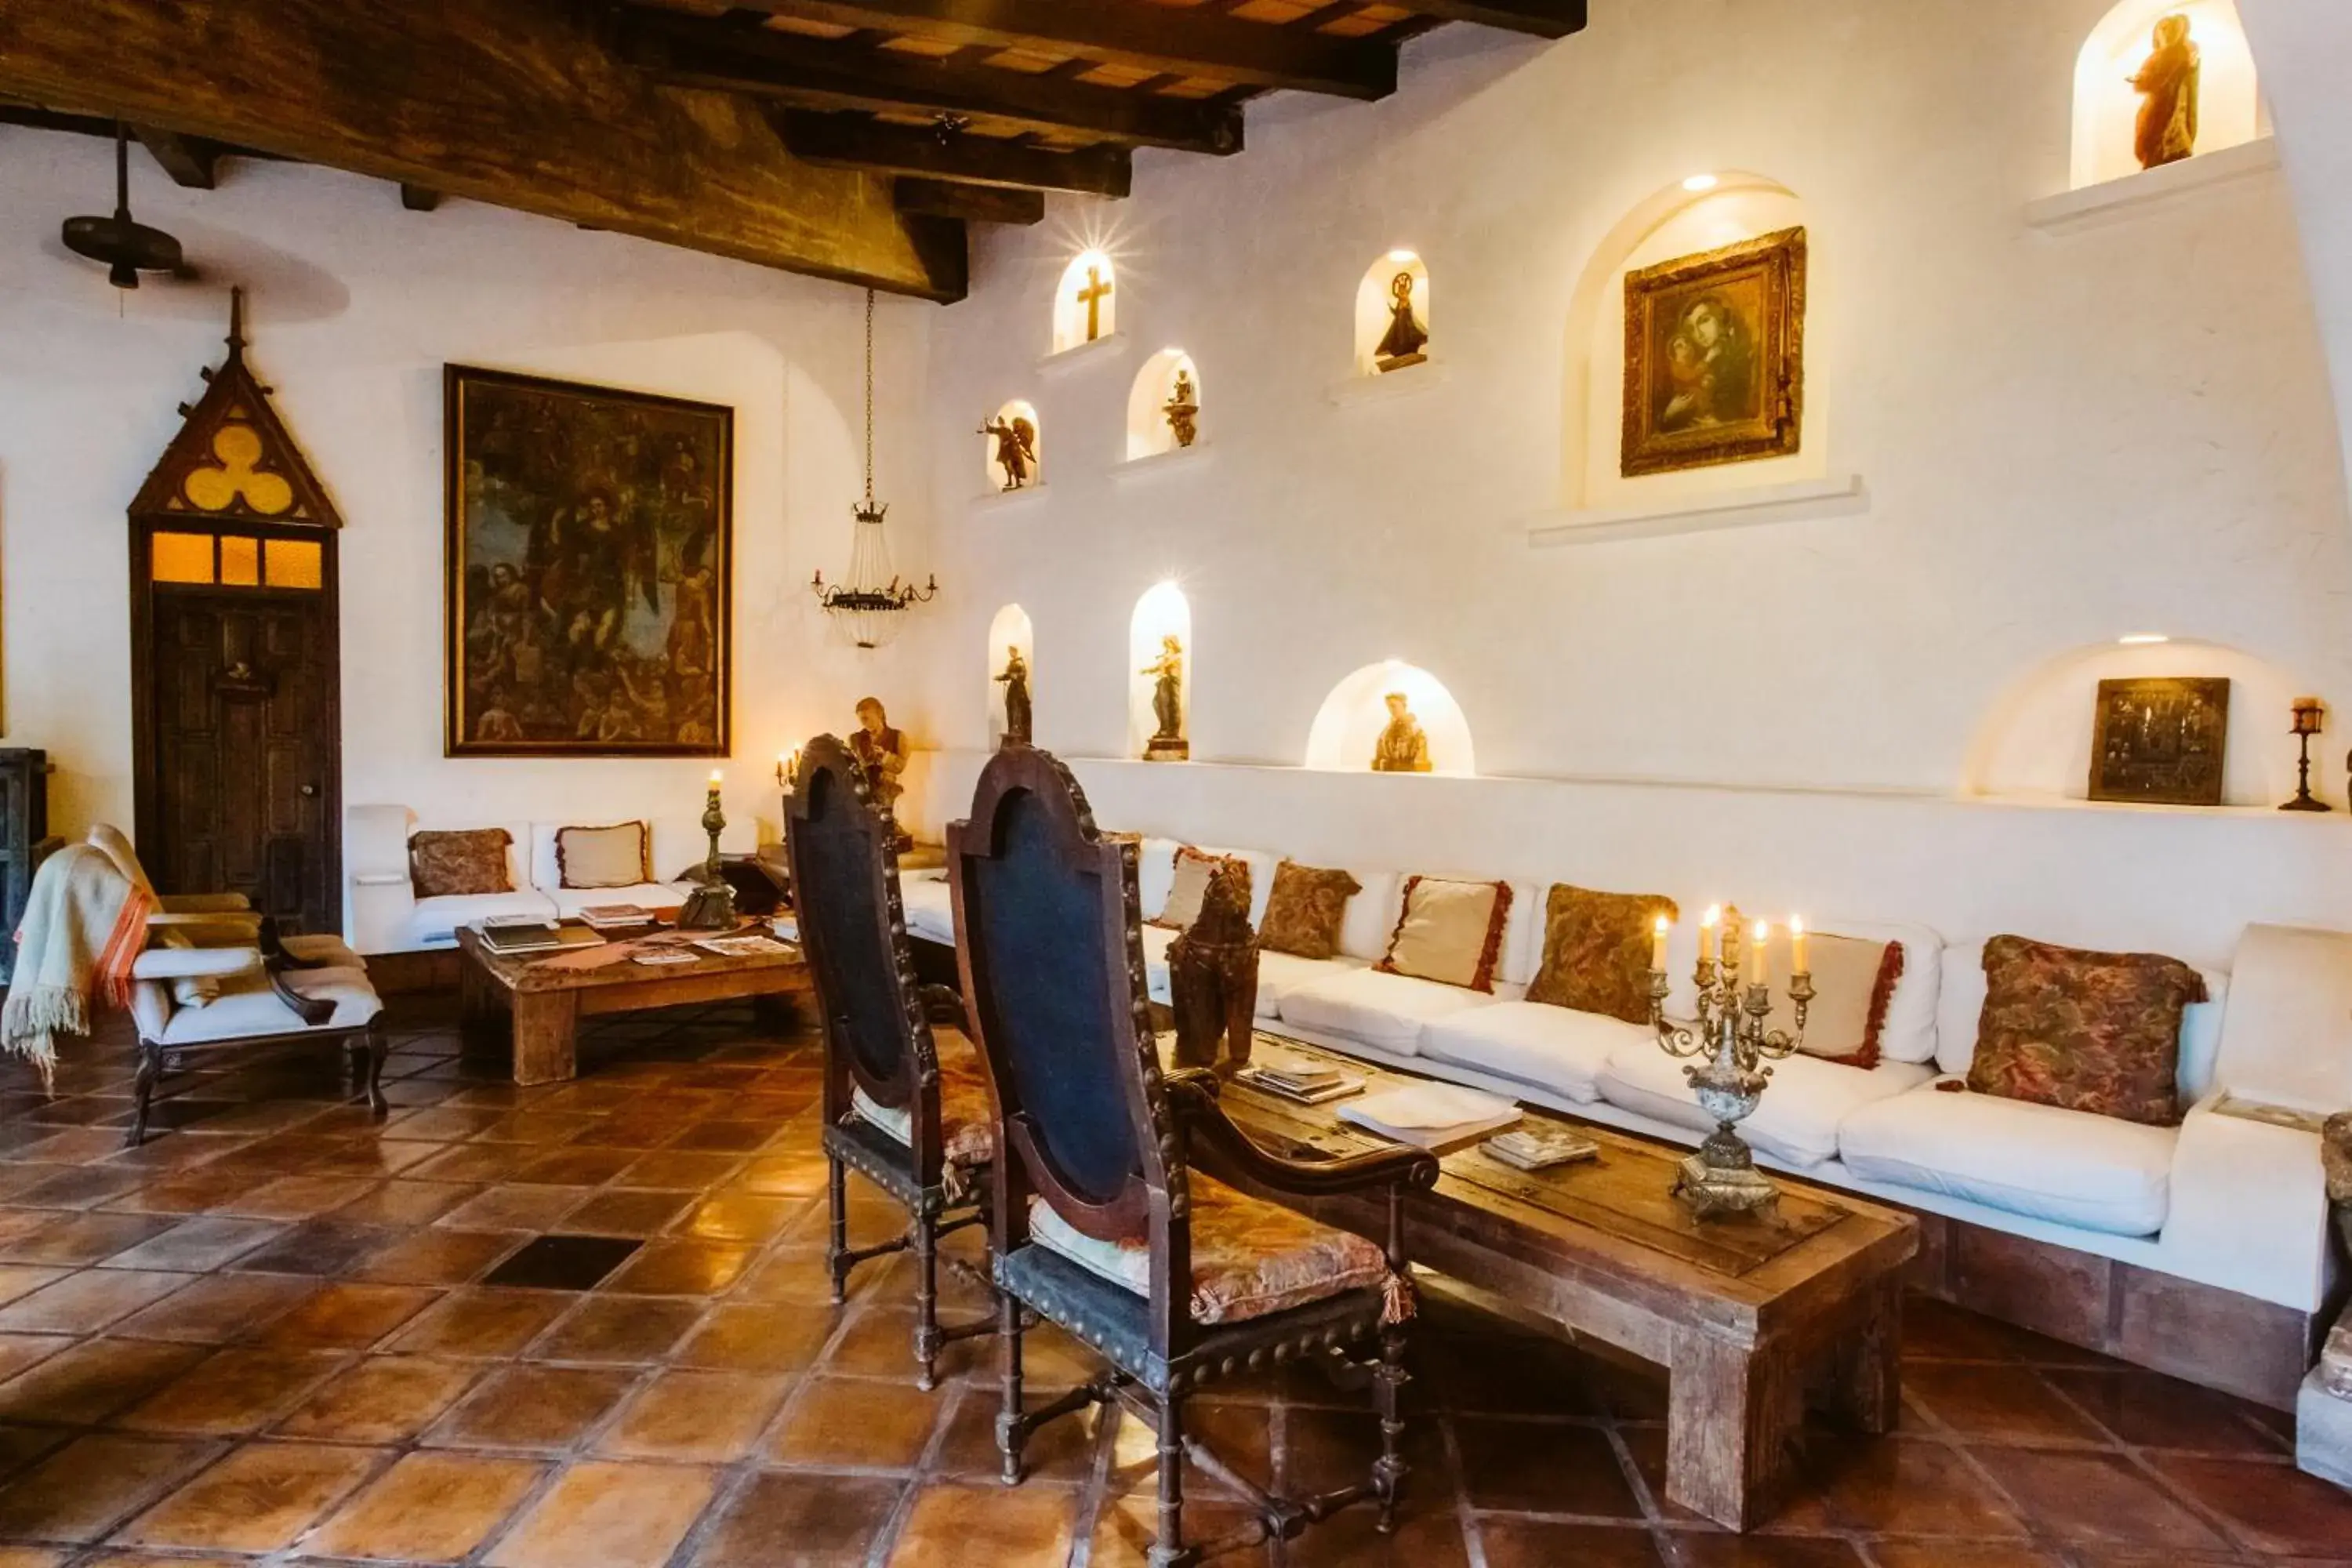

{"left": 947, "top": 746, "right": 1440, "bottom": 1566}
{"left": 783, "top": 735, "right": 996, "bottom": 1391}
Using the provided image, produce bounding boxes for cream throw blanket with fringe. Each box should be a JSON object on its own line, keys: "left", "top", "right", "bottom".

{"left": 3, "top": 844, "right": 150, "bottom": 1087}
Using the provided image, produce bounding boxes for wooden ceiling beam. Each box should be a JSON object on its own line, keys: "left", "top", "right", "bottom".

{"left": 728, "top": 0, "right": 1397, "bottom": 100}
{"left": 0, "top": 0, "right": 966, "bottom": 299}
{"left": 1377, "top": 0, "right": 1588, "bottom": 37}
{"left": 895, "top": 176, "right": 1044, "bottom": 225}
{"left": 617, "top": 8, "right": 1242, "bottom": 154}
{"left": 130, "top": 125, "right": 221, "bottom": 189}
{"left": 779, "top": 111, "right": 1131, "bottom": 196}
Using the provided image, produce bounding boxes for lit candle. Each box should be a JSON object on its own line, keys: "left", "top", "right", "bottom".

{"left": 1749, "top": 919, "right": 1769, "bottom": 985}
{"left": 1651, "top": 913, "right": 1670, "bottom": 973}
{"left": 707, "top": 769, "right": 723, "bottom": 796}
{"left": 1699, "top": 905, "right": 1719, "bottom": 966}
{"left": 1789, "top": 915, "right": 1809, "bottom": 977}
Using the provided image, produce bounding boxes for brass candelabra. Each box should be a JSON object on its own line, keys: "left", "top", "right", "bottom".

{"left": 677, "top": 771, "right": 739, "bottom": 931}
{"left": 1647, "top": 909, "right": 1813, "bottom": 1218}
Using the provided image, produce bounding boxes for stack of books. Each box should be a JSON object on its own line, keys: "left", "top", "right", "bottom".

{"left": 1338, "top": 1083, "right": 1521, "bottom": 1151}
{"left": 579, "top": 903, "right": 658, "bottom": 931}
{"left": 477, "top": 921, "right": 603, "bottom": 956}
{"left": 1481, "top": 1126, "right": 1601, "bottom": 1171}
{"left": 1232, "top": 1061, "right": 1364, "bottom": 1105}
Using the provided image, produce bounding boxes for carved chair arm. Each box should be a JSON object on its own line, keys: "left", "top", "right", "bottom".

{"left": 1165, "top": 1075, "right": 1440, "bottom": 1197}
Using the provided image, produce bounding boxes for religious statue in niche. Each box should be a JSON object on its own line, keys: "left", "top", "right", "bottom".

{"left": 1141, "top": 634, "right": 1189, "bottom": 762}
{"left": 994, "top": 645, "right": 1032, "bottom": 747}
{"left": 1162, "top": 369, "right": 1200, "bottom": 448}
{"left": 1621, "top": 227, "right": 1806, "bottom": 477}
{"left": 1370, "top": 691, "right": 1434, "bottom": 773}
{"left": 1168, "top": 862, "right": 1259, "bottom": 1075}
{"left": 851, "top": 695, "right": 914, "bottom": 848}
{"left": 2131, "top": 14, "right": 2201, "bottom": 171}
{"left": 2087, "top": 676, "right": 2228, "bottom": 807}
{"left": 979, "top": 412, "right": 1039, "bottom": 492}
{"left": 1374, "top": 271, "right": 1428, "bottom": 373}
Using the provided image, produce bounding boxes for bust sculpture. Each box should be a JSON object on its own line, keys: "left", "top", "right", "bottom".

{"left": 1168, "top": 862, "right": 1258, "bottom": 1075}
{"left": 1141, "top": 634, "right": 1189, "bottom": 761}
{"left": 994, "top": 646, "right": 1032, "bottom": 747}
{"left": 2131, "top": 13, "right": 2200, "bottom": 171}
{"left": 1370, "top": 691, "right": 1433, "bottom": 773}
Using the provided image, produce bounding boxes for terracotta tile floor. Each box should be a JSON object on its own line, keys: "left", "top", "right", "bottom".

{"left": 0, "top": 997, "right": 2342, "bottom": 1566}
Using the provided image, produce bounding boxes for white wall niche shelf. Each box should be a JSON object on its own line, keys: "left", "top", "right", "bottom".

{"left": 971, "top": 483, "right": 1047, "bottom": 514}
{"left": 1525, "top": 473, "right": 1867, "bottom": 547}
{"left": 1325, "top": 358, "right": 1449, "bottom": 408}
{"left": 2026, "top": 136, "right": 2278, "bottom": 234}
{"left": 1037, "top": 331, "right": 1127, "bottom": 376}
{"left": 1115, "top": 441, "right": 1211, "bottom": 482}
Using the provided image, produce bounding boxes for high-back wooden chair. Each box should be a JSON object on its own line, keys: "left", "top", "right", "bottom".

{"left": 783, "top": 734, "right": 993, "bottom": 1389}
{"left": 948, "top": 746, "right": 1439, "bottom": 1566}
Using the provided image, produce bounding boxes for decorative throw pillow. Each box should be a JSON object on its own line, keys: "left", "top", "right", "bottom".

{"left": 557, "top": 822, "right": 650, "bottom": 889}
{"left": 1967, "top": 935, "right": 2206, "bottom": 1127}
{"left": 409, "top": 828, "right": 512, "bottom": 898}
{"left": 1524, "top": 884, "right": 1679, "bottom": 1025}
{"left": 1376, "top": 876, "right": 1512, "bottom": 992}
{"left": 1155, "top": 847, "right": 1250, "bottom": 930}
{"left": 1762, "top": 933, "right": 1904, "bottom": 1069}
{"left": 1259, "top": 861, "right": 1362, "bottom": 960}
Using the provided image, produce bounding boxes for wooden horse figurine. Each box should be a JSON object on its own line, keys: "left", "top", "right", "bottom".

{"left": 1167, "top": 862, "right": 1258, "bottom": 1074}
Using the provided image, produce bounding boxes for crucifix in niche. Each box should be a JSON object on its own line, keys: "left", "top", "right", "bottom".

{"left": 1076, "top": 263, "right": 1112, "bottom": 343}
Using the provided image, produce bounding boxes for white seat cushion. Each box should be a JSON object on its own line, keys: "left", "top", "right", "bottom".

{"left": 152, "top": 964, "right": 383, "bottom": 1046}
{"left": 1598, "top": 1044, "right": 1935, "bottom": 1168}
{"left": 1276, "top": 966, "right": 1499, "bottom": 1055}
{"left": 899, "top": 872, "right": 956, "bottom": 946}
{"left": 407, "top": 890, "right": 559, "bottom": 949}
{"left": 1420, "top": 1000, "right": 1650, "bottom": 1105}
{"left": 542, "top": 882, "right": 691, "bottom": 921}
{"left": 1838, "top": 1082, "right": 2177, "bottom": 1236}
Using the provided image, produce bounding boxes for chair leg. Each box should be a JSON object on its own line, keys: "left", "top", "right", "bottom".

{"left": 1148, "top": 1389, "right": 1186, "bottom": 1568}
{"left": 1373, "top": 1323, "right": 1410, "bottom": 1534}
{"left": 826, "top": 1153, "right": 850, "bottom": 1306}
{"left": 995, "top": 1287, "right": 1026, "bottom": 1486}
{"left": 362, "top": 1021, "right": 390, "bottom": 1117}
{"left": 125, "top": 1042, "right": 162, "bottom": 1149}
{"left": 913, "top": 1208, "right": 942, "bottom": 1392}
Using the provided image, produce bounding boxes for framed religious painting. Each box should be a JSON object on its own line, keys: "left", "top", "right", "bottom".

{"left": 444, "top": 365, "right": 731, "bottom": 757}
{"left": 1621, "top": 226, "right": 1806, "bottom": 477}
{"left": 2088, "top": 677, "right": 2229, "bottom": 807}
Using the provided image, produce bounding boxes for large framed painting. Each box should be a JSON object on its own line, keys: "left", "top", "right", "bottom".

{"left": 2088, "top": 676, "right": 2228, "bottom": 807}
{"left": 444, "top": 365, "right": 731, "bottom": 757}
{"left": 1621, "top": 226, "right": 1806, "bottom": 477}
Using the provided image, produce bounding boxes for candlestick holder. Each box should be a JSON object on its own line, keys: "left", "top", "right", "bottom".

{"left": 2281, "top": 699, "right": 2330, "bottom": 812}
{"left": 677, "top": 783, "right": 739, "bottom": 931}
{"left": 1648, "top": 924, "right": 1812, "bottom": 1218}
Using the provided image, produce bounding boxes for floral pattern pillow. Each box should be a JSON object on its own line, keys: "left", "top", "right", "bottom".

{"left": 1966, "top": 935, "right": 2205, "bottom": 1127}
{"left": 409, "top": 828, "right": 512, "bottom": 898}
{"left": 1258, "top": 861, "right": 1362, "bottom": 960}
{"left": 1524, "top": 884, "right": 1679, "bottom": 1025}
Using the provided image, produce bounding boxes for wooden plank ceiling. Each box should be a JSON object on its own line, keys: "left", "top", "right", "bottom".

{"left": 0, "top": 0, "right": 1587, "bottom": 300}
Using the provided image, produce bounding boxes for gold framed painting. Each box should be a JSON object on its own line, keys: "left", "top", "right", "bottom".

{"left": 2088, "top": 677, "right": 2228, "bottom": 807}
{"left": 1621, "top": 226, "right": 1806, "bottom": 477}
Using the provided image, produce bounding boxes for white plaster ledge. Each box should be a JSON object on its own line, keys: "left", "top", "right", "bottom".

{"left": 970, "top": 483, "right": 1048, "bottom": 514}
{"left": 1114, "top": 443, "right": 1211, "bottom": 481}
{"left": 1523, "top": 474, "right": 1867, "bottom": 547}
{"left": 1036, "top": 332, "right": 1126, "bottom": 375}
{"left": 1325, "top": 359, "right": 1449, "bottom": 408}
{"left": 2024, "top": 138, "right": 2279, "bottom": 234}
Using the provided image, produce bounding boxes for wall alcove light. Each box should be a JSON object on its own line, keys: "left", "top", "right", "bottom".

{"left": 2070, "top": 0, "right": 2262, "bottom": 191}
{"left": 981, "top": 399, "right": 1042, "bottom": 495}
{"left": 1961, "top": 636, "right": 2315, "bottom": 809}
{"left": 1304, "top": 660, "right": 1475, "bottom": 777}
{"left": 985, "top": 603, "right": 1035, "bottom": 747}
{"left": 1050, "top": 250, "right": 1118, "bottom": 356}
{"left": 1351, "top": 251, "right": 1432, "bottom": 378}
{"left": 1127, "top": 581, "right": 1192, "bottom": 760}
{"left": 1124, "top": 350, "right": 1201, "bottom": 462}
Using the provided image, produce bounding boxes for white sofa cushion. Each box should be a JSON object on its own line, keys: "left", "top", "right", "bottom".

{"left": 1598, "top": 1045, "right": 1934, "bottom": 1167}
{"left": 1138, "top": 837, "right": 1181, "bottom": 921}
{"left": 1933, "top": 940, "right": 2229, "bottom": 1101}
{"left": 542, "top": 882, "right": 693, "bottom": 921}
{"left": 900, "top": 871, "right": 955, "bottom": 946}
{"left": 1809, "top": 917, "right": 1943, "bottom": 1064}
{"left": 406, "top": 890, "right": 559, "bottom": 949}
{"left": 1419, "top": 1000, "right": 1649, "bottom": 1105}
{"left": 1276, "top": 966, "right": 1499, "bottom": 1055}
{"left": 1838, "top": 1081, "right": 2176, "bottom": 1236}
{"left": 1337, "top": 870, "right": 1403, "bottom": 963}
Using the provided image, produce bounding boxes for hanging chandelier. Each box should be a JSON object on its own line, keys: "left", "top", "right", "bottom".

{"left": 812, "top": 289, "right": 936, "bottom": 649}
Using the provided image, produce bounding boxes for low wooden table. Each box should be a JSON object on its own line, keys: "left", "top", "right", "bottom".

{"left": 1211, "top": 1035, "right": 1918, "bottom": 1531}
{"left": 457, "top": 922, "right": 812, "bottom": 1085}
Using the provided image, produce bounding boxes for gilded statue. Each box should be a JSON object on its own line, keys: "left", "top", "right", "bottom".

{"left": 1141, "top": 634, "right": 1189, "bottom": 761}
{"left": 978, "top": 414, "right": 1039, "bottom": 491}
{"left": 2131, "top": 14, "right": 2200, "bottom": 171}
{"left": 1162, "top": 369, "right": 1200, "bottom": 448}
{"left": 1374, "top": 270, "right": 1429, "bottom": 372}
{"left": 1370, "top": 691, "right": 1433, "bottom": 773}
{"left": 850, "top": 695, "right": 913, "bottom": 848}
{"left": 994, "top": 645, "right": 1032, "bottom": 747}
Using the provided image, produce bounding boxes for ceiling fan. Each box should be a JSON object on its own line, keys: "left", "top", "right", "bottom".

{"left": 61, "top": 122, "right": 190, "bottom": 288}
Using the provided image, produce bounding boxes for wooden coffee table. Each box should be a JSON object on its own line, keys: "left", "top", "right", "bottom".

{"left": 457, "top": 923, "right": 812, "bottom": 1086}
{"left": 1210, "top": 1035, "right": 1918, "bottom": 1531}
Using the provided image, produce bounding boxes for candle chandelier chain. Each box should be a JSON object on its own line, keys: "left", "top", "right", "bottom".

{"left": 812, "top": 288, "right": 937, "bottom": 649}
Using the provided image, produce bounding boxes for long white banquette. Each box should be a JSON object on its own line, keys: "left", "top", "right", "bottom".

{"left": 345, "top": 805, "right": 754, "bottom": 955}
{"left": 895, "top": 835, "right": 2347, "bottom": 1355}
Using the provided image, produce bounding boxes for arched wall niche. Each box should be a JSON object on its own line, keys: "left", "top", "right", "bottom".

{"left": 1563, "top": 172, "right": 1827, "bottom": 511}
{"left": 2072, "top": 0, "right": 2263, "bottom": 190}
{"left": 982, "top": 399, "right": 1041, "bottom": 492}
{"left": 1127, "top": 581, "right": 1192, "bottom": 760}
{"left": 1051, "top": 250, "right": 1118, "bottom": 354}
{"left": 1352, "top": 251, "right": 1432, "bottom": 377}
{"left": 985, "top": 603, "right": 1035, "bottom": 747}
{"left": 1962, "top": 637, "right": 2316, "bottom": 808}
{"left": 1126, "top": 350, "right": 1200, "bottom": 460}
{"left": 1304, "top": 660, "right": 1476, "bottom": 777}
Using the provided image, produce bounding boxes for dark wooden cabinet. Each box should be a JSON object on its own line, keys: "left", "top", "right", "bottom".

{"left": 0, "top": 749, "right": 62, "bottom": 984}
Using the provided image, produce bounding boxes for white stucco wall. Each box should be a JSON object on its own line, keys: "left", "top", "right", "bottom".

{"left": 0, "top": 132, "right": 935, "bottom": 848}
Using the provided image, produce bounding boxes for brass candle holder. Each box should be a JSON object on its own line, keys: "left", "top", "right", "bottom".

{"left": 677, "top": 772, "right": 739, "bottom": 931}
{"left": 2281, "top": 698, "right": 2330, "bottom": 812}
{"left": 1647, "top": 909, "right": 1812, "bottom": 1218}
